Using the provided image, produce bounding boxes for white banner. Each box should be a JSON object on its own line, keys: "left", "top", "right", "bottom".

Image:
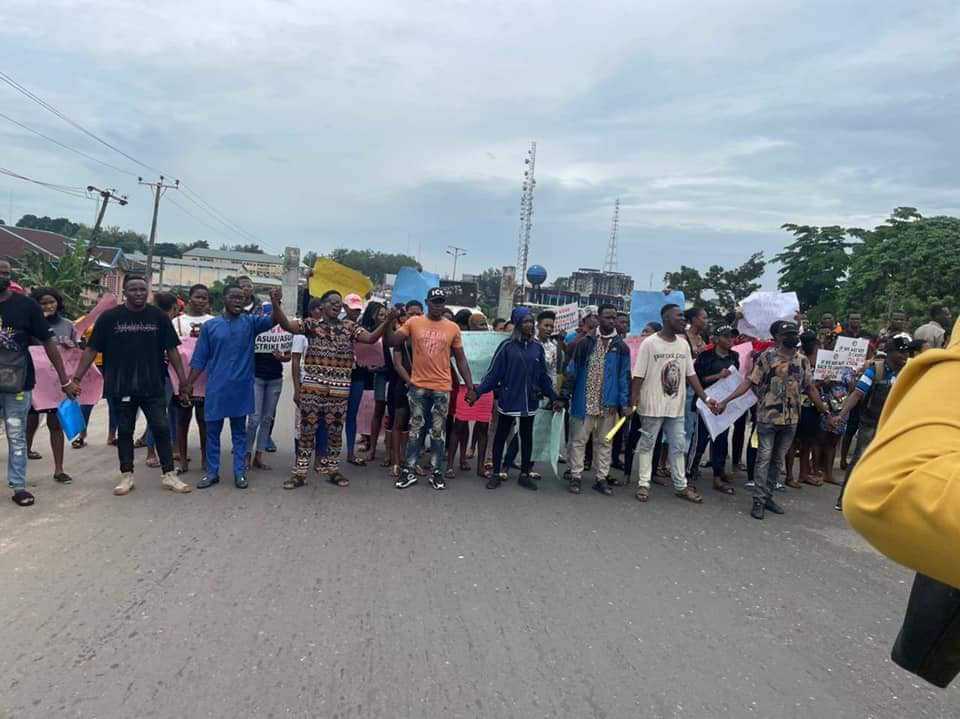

{"left": 814, "top": 337, "right": 870, "bottom": 381}
{"left": 737, "top": 291, "right": 800, "bottom": 339}
{"left": 553, "top": 303, "right": 580, "bottom": 334}
{"left": 254, "top": 325, "right": 293, "bottom": 354}
{"left": 696, "top": 371, "right": 757, "bottom": 440}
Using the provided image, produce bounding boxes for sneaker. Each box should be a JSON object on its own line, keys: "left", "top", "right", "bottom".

{"left": 834, "top": 499, "right": 843, "bottom": 512}
{"left": 592, "top": 480, "right": 613, "bottom": 496}
{"left": 750, "top": 498, "right": 765, "bottom": 520}
{"left": 113, "top": 472, "right": 135, "bottom": 496}
{"left": 161, "top": 472, "right": 192, "bottom": 493}
{"left": 774, "top": 481, "right": 786, "bottom": 492}
{"left": 764, "top": 497, "right": 785, "bottom": 515}
{"left": 395, "top": 469, "right": 418, "bottom": 489}
{"left": 744, "top": 480, "right": 756, "bottom": 489}
{"left": 429, "top": 471, "right": 447, "bottom": 490}
{"left": 518, "top": 474, "right": 538, "bottom": 491}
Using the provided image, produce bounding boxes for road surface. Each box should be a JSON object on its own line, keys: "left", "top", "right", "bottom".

{"left": 2, "top": 394, "right": 956, "bottom": 718}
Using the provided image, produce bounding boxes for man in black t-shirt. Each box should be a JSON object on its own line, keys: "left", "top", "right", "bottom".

{"left": 0, "top": 260, "right": 78, "bottom": 507}
{"left": 690, "top": 325, "right": 741, "bottom": 490}
{"left": 71, "top": 275, "right": 192, "bottom": 497}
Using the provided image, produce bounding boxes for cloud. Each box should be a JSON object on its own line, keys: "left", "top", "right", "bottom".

{"left": 0, "top": 0, "right": 958, "bottom": 290}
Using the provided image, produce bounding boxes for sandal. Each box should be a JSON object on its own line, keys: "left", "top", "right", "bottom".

{"left": 27, "top": 451, "right": 42, "bottom": 460}
{"left": 252, "top": 459, "right": 272, "bottom": 471}
{"left": 415, "top": 464, "right": 429, "bottom": 477}
{"left": 283, "top": 477, "right": 305, "bottom": 490}
{"left": 347, "top": 456, "right": 366, "bottom": 467}
{"left": 712, "top": 479, "right": 734, "bottom": 495}
{"left": 635, "top": 488, "right": 649, "bottom": 503}
{"left": 53, "top": 472, "right": 73, "bottom": 484}
{"left": 327, "top": 471, "right": 349, "bottom": 487}
{"left": 801, "top": 474, "right": 823, "bottom": 487}
{"left": 675, "top": 487, "right": 703, "bottom": 503}
{"left": 71, "top": 438, "right": 87, "bottom": 449}
{"left": 12, "top": 489, "right": 35, "bottom": 506}
{"left": 133, "top": 437, "right": 147, "bottom": 449}
{"left": 107, "top": 437, "right": 118, "bottom": 447}
{"left": 459, "top": 462, "right": 471, "bottom": 471}
{"left": 380, "top": 457, "right": 392, "bottom": 468}
{"left": 444, "top": 468, "right": 456, "bottom": 480}
{"left": 145, "top": 457, "right": 160, "bottom": 469}
{"left": 390, "top": 464, "right": 400, "bottom": 478}
{"left": 527, "top": 471, "right": 542, "bottom": 481}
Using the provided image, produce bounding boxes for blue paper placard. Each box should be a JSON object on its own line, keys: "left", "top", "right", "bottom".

{"left": 392, "top": 267, "right": 441, "bottom": 308}
{"left": 629, "top": 290, "right": 685, "bottom": 335}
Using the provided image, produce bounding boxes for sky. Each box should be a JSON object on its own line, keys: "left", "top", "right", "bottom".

{"left": 2, "top": 0, "right": 958, "bottom": 288}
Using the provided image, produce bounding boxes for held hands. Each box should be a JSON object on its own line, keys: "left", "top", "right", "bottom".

{"left": 179, "top": 383, "right": 193, "bottom": 406}
{"left": 711, "top": 399, "right": 725, "bottom": 415}
{"left": 465, "top": 389, "right": 478, "bottom": 406}
{"left": 551, "top": 399, "right": 565, "bottom": 413}
{"left": 61, "top": 379, "right": 80, "bottom": 399}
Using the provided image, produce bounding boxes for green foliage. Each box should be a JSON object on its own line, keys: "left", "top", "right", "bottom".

{"left": 327, "top": 248, "right": 419, "bottom": 285}
{"left": 13, "top": 239, "right": 101, "bottom": 318}
{"left": 663, "top": 252, "right": 765, "bottom": 322}
{"left": 839, "top": 208, "right": 960, "bottom": 327}
{"left": 477, "top": 267, "right": 502, "bottom": 317}
{"left": 302, "top": 250, "right": 318, "bottom": 269}
{"left": 774, "top": 224, "right": 851, "bottom": 314}
{"left": 15, "top": 214, "right": 81, "bottom": 236}
{"left": 206, "top": 276, "right": 240, "bottom": 313}
{"left": 221, "top": 243, "right": 265, "bottom": 254}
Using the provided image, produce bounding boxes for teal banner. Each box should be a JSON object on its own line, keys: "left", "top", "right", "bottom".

{"left": 460, "top": 331, "right": 508, "bottom": 384}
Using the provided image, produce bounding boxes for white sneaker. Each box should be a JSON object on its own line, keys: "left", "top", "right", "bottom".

{"left": 113, "top": 472, "right": 135, "bottom": 496}
{"left": 161, "top": 472, "right": 192, "bottom": 494}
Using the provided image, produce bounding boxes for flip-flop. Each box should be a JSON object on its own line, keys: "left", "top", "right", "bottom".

{"left": 327, "top": 472, "right": 349, "bottom": 487}
{"left": 12, "top": 489, "right": 35, "bottom": 506}
{"left": 27, "top": 451, "right": 42, "bottom": 460}
{"left": 53, "top": 472, "right": 73, "bottom": 484}
{"left": 635, "top": 488, "right": 649, "bottom": 503}
{"left": 347, "top": 457, "right": 366, "bottom": 467}
{"left": 444, "top": 468, "right": 456, "bottom": 479}
{"left": 145, "top": 458, "right": 161, "bottom": 469}
{"left": 712, "top": 481, "right": 734, "bottom": 495}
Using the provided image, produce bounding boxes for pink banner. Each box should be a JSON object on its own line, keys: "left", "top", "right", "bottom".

{"left": 168, "top": 336, "right": 207, "bottom": 397}
{"left": 732, "top": 342, "right": 754, "bottom": 378}
{"left": 356, "top": 389, "right": 375, "bottom": 434}
{"left": 29, "top": 347, "right": 103, "bottom": 410}
{"left": 625, "top": 335, "right": 647, "bottom": 367}
{"left": 353, "top": 339, "right": 384, "bottom": 370}
{"left": 74, "top": 293, "right": 117, "bottom": 336}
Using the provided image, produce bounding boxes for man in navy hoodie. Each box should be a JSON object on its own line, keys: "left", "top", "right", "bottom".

{"left": 468, "top": 307, "right": 561, "bottom": 490}
{"left": 563, "top": 304, "right": 632, "bottom": 496}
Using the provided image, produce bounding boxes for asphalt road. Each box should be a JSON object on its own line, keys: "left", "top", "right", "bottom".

{"left": 2, "top": 392, "right": 957, "bottom": 719}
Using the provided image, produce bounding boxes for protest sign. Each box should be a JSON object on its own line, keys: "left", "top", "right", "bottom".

{"left": 356, "top": 389, "right": 376, "bottom": 434}
{"left": 624, "top": 335, "right": 646, "bottom": 368}
{"left": 167, "top": 336, "right": 206, "bottom": 396}
{"left": 834, "top": 336, "right": 870, "bottom": 370}
{"left": 29, "top": 347, "right": 103, "bottom": 410}
{"left": 74, "top": 293, "right": 117, "bottom": 336}
{"left": 696, "top": 371, "right": 756, "bottom": 440}
{"left": 737, "top": 291, "right": 799, "bottom": 339}
{"left": 461, "top": 331, "right": 507, "bottom": 384}
{"left": 391, "top": 267, "right": 441, "bottom": 307}
{"left": 630, "top": 290, "right": 684, "bottom": 336}
{"left": 531, "top": 408, "right": 566, "bottom": 478}
{"left": 309, "top": 258, "right": 373, "bottom": 301}
{"left": 553, "top": 303, "right": 580, "bottom": 334}
{"left": 254, "top": 325, "right": 293, "bottom": 354}
{"left": 354, "top": 339, "right": 385, "bottom": 370}
{"left": 813, "top": 349, "right": 844, "bottom": 381}
{"left": 732, "top": 342, "right": 754, "bottom": 378}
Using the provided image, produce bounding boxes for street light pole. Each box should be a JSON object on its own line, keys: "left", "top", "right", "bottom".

{"left": 446, "top": 245, "right": 467, "bottom": 281}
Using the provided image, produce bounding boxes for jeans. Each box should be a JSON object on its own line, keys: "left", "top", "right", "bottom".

{"left": 635, "top": 415, "right": 687, "bottom": 491}
{"left": 345, "top": 377, "right": 366, "bottom": 456}
{"left": 492, "top": 414, "right": 534, "bottom": 475}
{"left": 115, "top": 395, "right": 174, "bottom": 474}
{"left": 568, "top": 409, "right": 619, "bottom": 480}
{"left": 404, "top": 387, "right": 450, "bottom": 473}
{"left": 838, "top": 421, "right": 878, "bottom": 505}
{"left": 1, "top": 390, "right": 32, "bottom": 490}
{"left": 683, "top": 393, "right": 699, "bottom": 475}
{"left": 146, "top": 387, "right": 177, "bottom": 449}
{"left": 732, "top": 412, "right": 747, "bottom": 466}
{"left": 710, "top": 428, "right": 730, "bottom": 478}
{"left": 247, "top": 377, "right": 283, "bottom": 452}
{"left": 207, "top": 416, "right": 248, "bottom": 479}
{"left": 753, "top": 422, "right": 797, "bottom": 500}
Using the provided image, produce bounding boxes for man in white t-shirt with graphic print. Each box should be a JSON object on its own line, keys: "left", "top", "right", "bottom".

{"left": 630, "top": 303, "right": 716, "bottom": 504}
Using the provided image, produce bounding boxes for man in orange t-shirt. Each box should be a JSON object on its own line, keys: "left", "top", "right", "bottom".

{"left": 385, "top": 287, "right": 474, "bottom": 490}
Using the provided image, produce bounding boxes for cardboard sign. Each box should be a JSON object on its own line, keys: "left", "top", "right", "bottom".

{"left": 168, "top": 336, "right": 206, "bottom": 397}
{"left": 553, "top": 303, "right": 580, "bottom": 334}
{"left": 74, "top": 293, "right": 117, "bottom": 336}
{"left": 630, "top": 290, "right": 684, "bottom": 336}
{"left": 531, "top": 408, "right": 566, "bottom": 478}
{"left": 834, "top": 336, "right": 870, "bottom": 370}
{"left": 461, "top": 331, "right": 507, "bottom": 384}
{"left": 254, "top": 325, "right": 293, "bottom": 354}
{"left": 737, "top": 291, "right": 799, "bottom": 339}
{"left": 813, "top": 349, "right": 844, "bottom": 381}
{"left": 29, "top": 347, "right": 103, "bottom": 411}
{"left": 696, "top": 371, "right": 757, "bottom": 440}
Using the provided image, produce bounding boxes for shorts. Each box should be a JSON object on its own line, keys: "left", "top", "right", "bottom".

{"left": 388, "top": 380, "right": 409, "bottom": 417}
{"left": 453, "top": 385, "right": 493, "bottom": 422}
{"left": 374, "top": 372, "right": 388, "bottom": 403}
{"left": 796, "top": 405, "right": 820, "bottom": 440}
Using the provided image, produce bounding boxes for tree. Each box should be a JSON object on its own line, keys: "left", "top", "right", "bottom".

{"left": 76, "top": 224, "right": 147, "bottom": 254}
{"left": 663, "top": 252, "right": 764, "bottom": 322}
{"left": 16, "top": 214, "right": 82, "bottom": 237}
{"left": 153, "top": 242, "right": 182, "bottom": 258}
{"left": 14, "top": 239, "right": 102, "bottom": 317}
{"left": 477, "top": 267, "right": 502, "bottom": 317}
{"left": 774, "top": 224, "right": 851, "bottom": 314}
{"left": 839, "top": 208, "right": 960, "bottom": 327}
{"left": 327, "top": 248, "right": 419, "bottom": 285}
{"left": 221, "top": 243, "right": 265, "bottom": 254}
{"left": 207, "top": 276, "right": 239, "bottom": 313}
{"left": 302, "top": 250, "right": 318, "bottom": 269}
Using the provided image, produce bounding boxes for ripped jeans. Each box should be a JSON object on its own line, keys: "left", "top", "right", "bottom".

{"left": 1, "top": 390, "right": 32, "bottom": 490}
{"left": 404, "top": 387, "right": 450, "bottom": 474}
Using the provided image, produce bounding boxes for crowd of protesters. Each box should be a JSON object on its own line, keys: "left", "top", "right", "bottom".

{"left": 1, "top": 257, "right": 950, "bottom": 523}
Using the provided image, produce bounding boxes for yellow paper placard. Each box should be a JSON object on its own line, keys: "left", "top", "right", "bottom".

{"left": 604, "top": 414, "right": 629, "bottom": 444}
{"left": 308, "top": 258, "right": 373, "bottom": 301}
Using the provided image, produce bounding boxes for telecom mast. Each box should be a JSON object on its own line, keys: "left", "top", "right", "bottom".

{"left": 515, "top": 141, "right": 537, "bottom": 299}
{"left": 603, "top": 197, "right": 620, "bottom": 273}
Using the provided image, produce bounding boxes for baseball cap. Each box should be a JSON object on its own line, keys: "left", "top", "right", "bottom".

{"left": 885, "top": 336, "right": 912, "bottom": 353}
{"left": 426, "top": 287, "right": 446, "bottom": 303}
{"left": 777, "top": 321, "right": 799, "bottom": 335}
{"left": 714, "top": 325, "right": 735, "bottom": 337}
{"left": 343, "top": 293, "right": 363, "bottom": 310}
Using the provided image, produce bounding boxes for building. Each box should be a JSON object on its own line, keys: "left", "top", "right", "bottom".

{"left": 181, "top": 247, "right": 284, "bottom": 278}
{"left": 567, "top": 267, "right": 634, "bottom": 298}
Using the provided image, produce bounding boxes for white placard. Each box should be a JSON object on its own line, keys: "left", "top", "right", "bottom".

{"left": 255, "top": 325, "right": 293, "bottom": 354}
{"left": 834, "top": 336, "right": 870, "bottom": 370}
{"left": 696, "top": 371, "right": 757, "bottom": 440}
{"left": 737, "top": 291, "right": 800, "bottom": 339}
{"left": 553, "top": 303, "right": 580, "bottom": 334}
{"left": 813, "top": 349, "right": 843, "bottom": 381}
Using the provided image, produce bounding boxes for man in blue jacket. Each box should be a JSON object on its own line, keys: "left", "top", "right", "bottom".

{"left": 563, "top": 304, "right": 632, "bottom": 496}
{"left": 467, "top": 307, "right": 561, "bottom": 490}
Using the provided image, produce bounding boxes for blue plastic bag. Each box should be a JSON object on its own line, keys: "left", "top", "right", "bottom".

{"left": 57, "top": 398, "right": 86, "bottom": 443}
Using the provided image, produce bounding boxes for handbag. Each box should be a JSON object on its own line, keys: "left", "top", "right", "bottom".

{"left": 0, "top": 347, "right": 28, "bottom": 394}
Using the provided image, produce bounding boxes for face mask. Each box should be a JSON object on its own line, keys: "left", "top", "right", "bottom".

{"left": 781, "top": 335, "right": 800, "bottom": 349}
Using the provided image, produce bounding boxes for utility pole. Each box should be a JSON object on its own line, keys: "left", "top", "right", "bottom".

{"left": 86, "top": 185, "right": 128, "bottom": 246}
{"left": 138, "top": 176, "right": 179, "bottom": 286}
{"left": 445, "top": 245, "right": 467, "bottom": 280}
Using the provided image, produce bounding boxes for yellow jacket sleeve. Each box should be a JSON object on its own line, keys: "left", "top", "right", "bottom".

{"left": 844, "top": 318, "right": 960, "bottom": 589}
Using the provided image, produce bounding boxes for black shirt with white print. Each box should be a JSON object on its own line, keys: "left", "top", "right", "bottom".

{"left": 89, "top": 305, "right": 180, "bottom": 398}
{"left": 0, "top": 293, "right": 53, "bottom": 391}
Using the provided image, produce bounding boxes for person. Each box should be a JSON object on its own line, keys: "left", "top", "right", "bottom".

{"left": 501, "top": 320, "right": 514, "bottom": 334}
{"left": 492, "top": 318, "right": 507, "bottom": 332}
{"left": 448, "top": 312, "right": 495, "bottom": 479}
{"left": 468, "top": 306, "right": 561, "bottom": 490}
{"left": 682, "top": 307, "right": 709, "bottom": 476}
{"left": 237, "top": 276, "right": 260, "bottom": 315}
{"left": 622, "top": 321, "right": 662, "bottom": 480}
{"left": 614, "top": 312, "right": 630, "bottom": 337}
{"left": 838, "top": 312, "right": 872, "bottom": 470}
{"left": 879, "top": 310, "right": 912, "bottom": 344}
{"left": 384, "top": 287, "right": 474, "bottom": 491}
{"left": 834, "top": 335, "right": 910, "bottom": 511}
{"left": 443, "top": 307, "right": 457, "bottom": 323}
{"left": 813, "top": 362, "right": 854, "bottom": 488}
{"left": 608, "top": 311, "right": 631, "bottom": 468}
{"left": 464, "top": 312, "right": 491, "bottom": 465}
{"left": 270, "top": 288, "right": 393, "bottom": 489}
{"left": 343, "top": 293, "right": 363, "bottom": 323}
{"left": 717, "top": 321, "right": 830, "bottom": 520}
{"left": 345, "top": 301, "right": 387, "bottom": 466}
{"left": 144, "top": 292, "right": 180, "bottom": 470}
{"left": 180, "top": 285, "right": 276, "bottom": 489}
{"left": 70, "top": 274, "right": 191, "bottom": 497}
{"left": 172, "top": 284, "right": 214, "bottom": 475}
{"left": 290, "top": 298, "right": 328, "bottom": 472}
{"left": 816, "top": 312, "right": 837, "bottom": 352}
{"left": 786, "top": 331, "right": 821, "bottom": 486}
{"left": 690, "top": 325, "right": 739, "bottom": 495}
{"left": 386, "top": 300, "right": 423, "bottom": 478}
{"left": 25, "top": 287, "right": 77, "bottom": 484}
{"left": 563, "top": 304, "right": 632, "bottom": 496}
{"left": 453, "top": 308, "right": 472, "bottom": 331}
{"left": 630, "top": 304, "right": 715, "bottom": 504}
{"left": 913, "top": 304, "right": 952, "bottom": 352}
{"left": 245, "top": 311, "right": 290, "bottom": 474}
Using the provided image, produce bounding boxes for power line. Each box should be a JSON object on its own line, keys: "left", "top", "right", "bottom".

{"left": 0, "top": 166, "right": 91, "bottom": 199}
{"left": 0, "top": 70, "right": 168, "bottom": 177}
{"left": 166, "top": 195, "right": 242, "bottom": 244}
{"left": 0, "top": 111, "right": 139, "bottom": 177}
{"left": 178, "top": 184, "right": 261, "bottom": 244}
